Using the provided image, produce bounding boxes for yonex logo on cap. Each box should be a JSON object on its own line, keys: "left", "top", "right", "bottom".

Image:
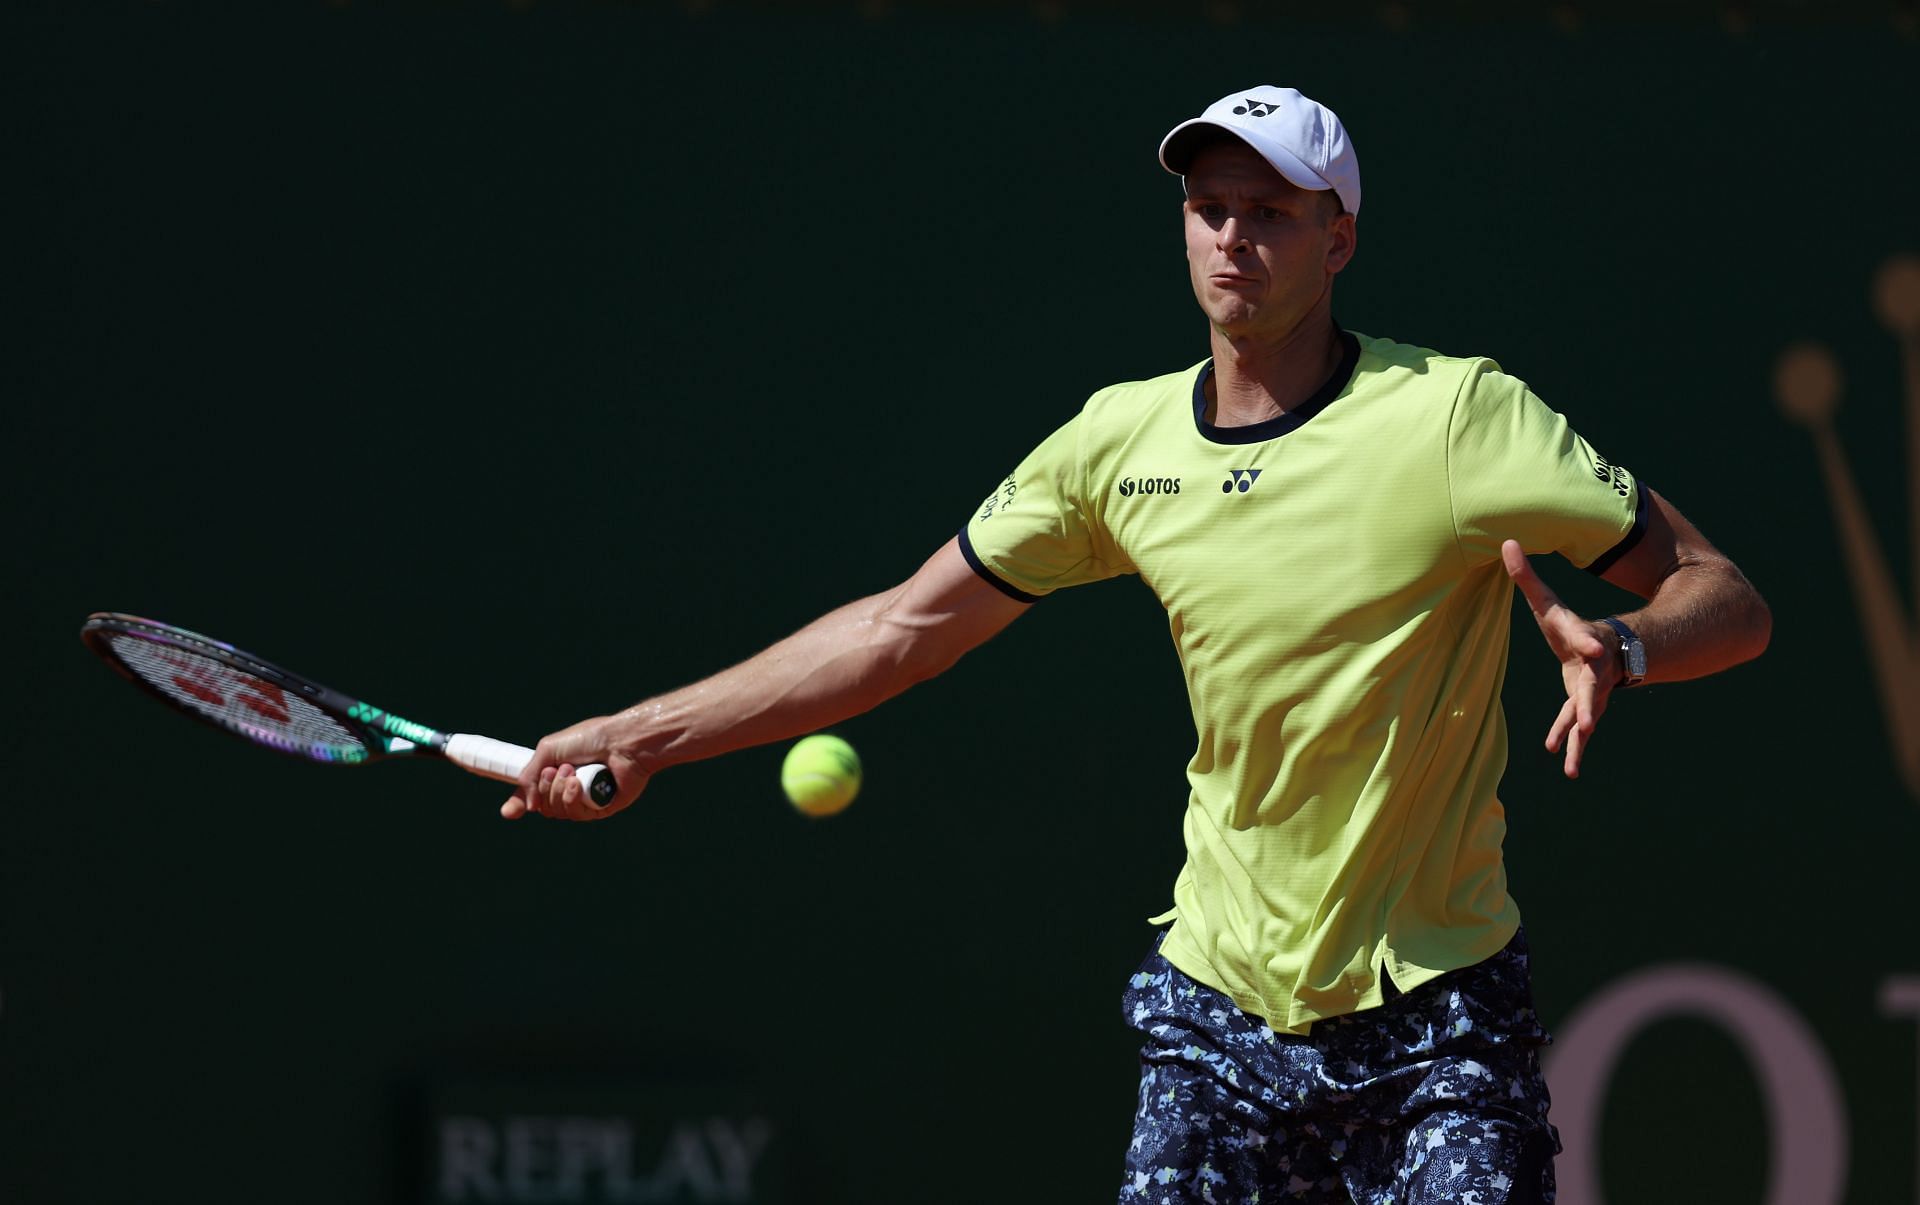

{"left": 1233, "top": 99, "right": 1280, "bottom": 117}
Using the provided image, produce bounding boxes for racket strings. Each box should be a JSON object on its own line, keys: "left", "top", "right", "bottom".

{"left": 106, "top": 634, "right": 368, "bottom": 761}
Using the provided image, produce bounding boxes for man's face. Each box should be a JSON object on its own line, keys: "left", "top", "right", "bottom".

{"left": 1182, "top": 140, "right": 1356, "bottom": 342}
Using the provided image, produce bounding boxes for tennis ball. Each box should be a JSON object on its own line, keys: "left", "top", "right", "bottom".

{"left": 781, "top": 734, "right": 861, "bottom": 817}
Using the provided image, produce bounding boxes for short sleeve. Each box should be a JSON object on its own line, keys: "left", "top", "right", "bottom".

{"left": 959, "top": 412, "right": 1130, "bottom": 601}
{"left": 1447, "top": 361, "right": 1643, "bottom": 570}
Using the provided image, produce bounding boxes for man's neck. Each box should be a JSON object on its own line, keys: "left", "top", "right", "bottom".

{"left": 1205, "top": 315, "right": 1345, "bottom": 428}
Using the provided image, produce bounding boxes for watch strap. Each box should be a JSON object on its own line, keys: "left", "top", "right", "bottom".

{"left": 1600, "top": 616, "right": 1646, "bottom": 688}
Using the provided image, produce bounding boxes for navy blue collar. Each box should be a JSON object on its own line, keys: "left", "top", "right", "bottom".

{"left": 1192, "top": 328, "right": 1361, "bottom": 446}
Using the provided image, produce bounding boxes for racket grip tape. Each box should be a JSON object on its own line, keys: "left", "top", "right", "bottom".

{"left": 443, "top": 734, "right": 617, "bottom": 809}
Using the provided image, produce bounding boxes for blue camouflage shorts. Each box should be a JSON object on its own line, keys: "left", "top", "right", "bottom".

{"left": 1120, "top": 928, "right": 1559, "bottom": 1204}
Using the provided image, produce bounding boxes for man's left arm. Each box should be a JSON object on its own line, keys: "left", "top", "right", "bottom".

{"left": 1502, "top": 486, "right": 1772, "bottom": 779}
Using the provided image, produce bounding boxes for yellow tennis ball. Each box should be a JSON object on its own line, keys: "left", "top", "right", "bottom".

{"left": 781, "top": 734, "right": 861, "bottom": 817}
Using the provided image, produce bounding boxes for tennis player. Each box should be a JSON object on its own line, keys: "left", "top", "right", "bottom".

{"left": 509, "top": 85, "right": 1770, "bottom": 1203}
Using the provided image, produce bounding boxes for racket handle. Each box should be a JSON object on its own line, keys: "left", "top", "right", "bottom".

{"left": 444, "top": 734, "right": 617, "bottom": 809}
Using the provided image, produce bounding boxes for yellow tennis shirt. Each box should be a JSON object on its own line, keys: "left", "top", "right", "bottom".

{"left": 959, "top": 331, "right": 1642, "bottom": 1033}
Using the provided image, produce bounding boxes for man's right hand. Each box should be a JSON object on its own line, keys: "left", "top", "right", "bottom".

{"left": 502, "top": 714, "right": 653, "bottom": 822}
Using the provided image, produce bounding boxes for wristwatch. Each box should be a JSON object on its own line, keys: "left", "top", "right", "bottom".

{"left": 1600, "top": 617, "right": 1646, "bottom": 688}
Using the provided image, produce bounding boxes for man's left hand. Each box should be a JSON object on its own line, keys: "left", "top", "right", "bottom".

{"left": 1501, "top": 539, "right": 1620, "bottom": 779}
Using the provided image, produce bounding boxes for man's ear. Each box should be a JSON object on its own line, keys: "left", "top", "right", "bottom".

{"left": 1326, "top": 213, "right": 1357, "bottom": 275}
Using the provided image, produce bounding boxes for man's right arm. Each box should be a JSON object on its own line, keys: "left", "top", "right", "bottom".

{"left": 504, "top": 537, "right": 1030, "bottom": 820}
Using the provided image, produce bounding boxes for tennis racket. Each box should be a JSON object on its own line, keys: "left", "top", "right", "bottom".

{"left": 80, "top": 612, "right": 615, "bottom": 807}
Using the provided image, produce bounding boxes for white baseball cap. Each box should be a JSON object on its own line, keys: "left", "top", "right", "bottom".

{"left": 1159, "top": 86, "right": 1361, "bottom": 217}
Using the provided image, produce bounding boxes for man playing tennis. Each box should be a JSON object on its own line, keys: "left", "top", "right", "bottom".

{"left": 507, "top": 86, "right": 1770, "bottom": 1203}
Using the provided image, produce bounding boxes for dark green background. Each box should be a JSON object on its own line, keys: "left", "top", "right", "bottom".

{"left": 8, "top": 3, "right": 1917, "bottom": 1201}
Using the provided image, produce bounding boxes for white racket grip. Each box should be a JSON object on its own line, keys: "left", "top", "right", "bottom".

{"left": 444, "top": 734, "right": 614, "bottom": 808}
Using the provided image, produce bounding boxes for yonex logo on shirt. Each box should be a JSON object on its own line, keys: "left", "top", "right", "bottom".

{"left": 1232, "top": 99, "right": 1279, "bottom": 117}
{"left": 1223, "top": 469, "right": 1263, "bottom": 494}
{"left": 1117, "top": 476, "right": 1181, "bottom": 497}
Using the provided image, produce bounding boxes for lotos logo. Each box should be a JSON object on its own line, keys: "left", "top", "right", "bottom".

{"left": 1223, "top": 468, "right": 1263, "bottom": 494}
{"left": 1117, "top": 476, "right": 1181, "bottom": 498}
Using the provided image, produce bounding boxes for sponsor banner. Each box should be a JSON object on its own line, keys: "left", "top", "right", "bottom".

{"left": 425, "top": 1081, "right": 785, "bottom": 1205}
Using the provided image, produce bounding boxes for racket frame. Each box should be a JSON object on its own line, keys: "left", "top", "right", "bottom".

{"left": 81, "top": 612, "right": 458, "bottom": 766}
{"left": 80, "top": 612, "right": 615, "bottom": 807}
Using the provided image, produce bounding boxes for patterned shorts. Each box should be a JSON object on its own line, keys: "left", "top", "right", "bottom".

{"left": 1120, "top": 928, "right": 1559, "bottom": 1205}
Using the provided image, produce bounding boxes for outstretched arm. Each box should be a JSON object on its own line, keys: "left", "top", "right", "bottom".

{"left": 504, "top": 537, "right": 1030, "bottom": 820}
{"left": 1504, "top": 487, "right": 1772, "bottom": 779}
